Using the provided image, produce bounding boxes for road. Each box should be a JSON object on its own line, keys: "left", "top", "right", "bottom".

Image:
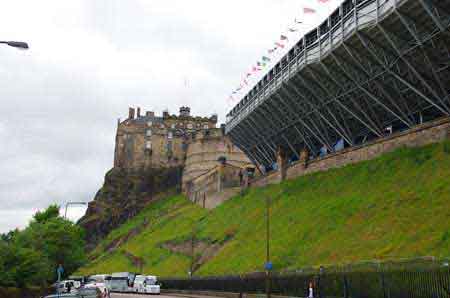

{"left": 111, "top": 294, "right": 182, "bottom": 298}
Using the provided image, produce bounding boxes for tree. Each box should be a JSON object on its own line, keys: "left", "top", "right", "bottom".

{"left": 33, "top": 204, "right": 60, "bottom": 224}
{"left": 0, "top": 205, "right": 86, "bottom": 287}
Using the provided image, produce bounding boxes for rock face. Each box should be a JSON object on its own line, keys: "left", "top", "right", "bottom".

{"left": 78, "top": 166, "right": 182, "bottom": 248}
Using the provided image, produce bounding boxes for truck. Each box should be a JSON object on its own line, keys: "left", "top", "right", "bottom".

{"left": 133, "top": 275, "right": 160, "bottom": 294}
{"left": 110, "top": 272, "right": 136, "bottom": 292}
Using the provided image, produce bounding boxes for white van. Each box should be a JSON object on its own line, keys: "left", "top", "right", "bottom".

{"left": 133, "top": 275, "right": 160, "bottom": 294}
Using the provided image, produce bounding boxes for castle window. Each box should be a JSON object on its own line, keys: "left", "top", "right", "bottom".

{"left": 146, "top": 141, "right": 152, "bottom": 149}
{"left": 147, "top": 121, "right": 152, "bottom": 127}
{"left": 187, "top": 123, "right": 193, "bottom": 129}
{"left": 168, "top": 131, "right": 173, "bottom": 139}
{"left": 203, "top": 124, "right": 209, "bottom": 129}
{"left": 146, "top": 130, "right": 152, "bottom": 137}
{"left": 171, "top": 123, "right": 176, "bottom": 129}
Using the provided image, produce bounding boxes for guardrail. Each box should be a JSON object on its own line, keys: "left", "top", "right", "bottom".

{"left": 225, "top": 0, "right": 404, "bottom": 133}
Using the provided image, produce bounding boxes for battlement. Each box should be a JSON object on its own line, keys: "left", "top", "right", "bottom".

{"left": 114, "top": 106, "right": 222, "bottom": 170}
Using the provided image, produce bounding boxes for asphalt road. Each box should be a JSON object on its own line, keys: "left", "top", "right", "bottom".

{"left": 111, "top": 294, "right": 179, "bottom": 298}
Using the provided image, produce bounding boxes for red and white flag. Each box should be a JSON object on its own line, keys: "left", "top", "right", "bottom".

{"left": 275, "top": 42, "right": 285, "bottom": 48}
{"left": 303, "top": 7, "right": 316, "bottom": 13}
{"left": 318, "top": 0, "right": 330, "bottom": 3}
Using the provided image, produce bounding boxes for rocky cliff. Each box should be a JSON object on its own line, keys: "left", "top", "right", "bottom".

{"left": 78, "top": 166, "right": 182, "bottom": 248}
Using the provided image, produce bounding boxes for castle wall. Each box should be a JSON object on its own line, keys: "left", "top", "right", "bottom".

{"left": 251, "top": 117, "right": 450, "bottom": 187}
{"left": 182, "top": 129, "right": 252, "bottom": 191}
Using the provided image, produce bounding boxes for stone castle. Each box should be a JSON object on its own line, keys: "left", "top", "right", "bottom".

{"left": 113, "top": 106, "right": 252, "bottom": 205}
{"left": 114, "top": 106, "right": 218, "bottom": 169}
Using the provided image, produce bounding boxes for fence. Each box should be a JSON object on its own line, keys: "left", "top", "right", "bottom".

{"left": 160, "top": 258, "right": 450, "bottom": 298}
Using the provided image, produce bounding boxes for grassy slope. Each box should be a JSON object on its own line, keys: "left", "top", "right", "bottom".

{"left": 78, "top": 141, "right": 450, "bottom": 276}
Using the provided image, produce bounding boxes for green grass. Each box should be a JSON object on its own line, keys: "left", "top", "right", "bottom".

{"left": 77, "top": 141, "right": 450, "bottom": 277}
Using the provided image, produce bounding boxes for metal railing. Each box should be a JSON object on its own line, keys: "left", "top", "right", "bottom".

{"left": 161, "top": 258, "right": 450, "bottom": 298}
{"left": 225, "top": 0, "right": 404, "bottom": 133}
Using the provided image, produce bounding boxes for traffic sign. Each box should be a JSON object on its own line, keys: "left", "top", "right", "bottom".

{"left": 265, "top": 261, "right": 273, "bottom": 271}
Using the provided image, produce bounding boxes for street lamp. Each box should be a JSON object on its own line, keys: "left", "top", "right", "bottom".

{"left": 0, "top": 41, "right": 29, "bottom": 49}
{"left": 64, "top": 202, "right": 88, "bottom": 219}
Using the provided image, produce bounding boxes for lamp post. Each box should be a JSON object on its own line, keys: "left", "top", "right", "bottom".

{"left": 0, "top": 41, "right": 29, "bottom": 49}
{"left": 265, "top": 195, "right": 272, "bottom": 298}
{"left": 64, "top": 202, "right": 88, "bottom": 219}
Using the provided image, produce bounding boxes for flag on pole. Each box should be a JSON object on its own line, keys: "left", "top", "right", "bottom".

{"left": 244, "top": 79, "right": 248, "bottom": 85}
{"left": 275, "top": 42, "right": 285, "bottom": 48}
{"left": 288, "top": 28, "right": 298, "bottom": 32}
{"left": 280, "top": 34, "right": 288, "bottom": 41}
{"left": 262, "top": 56, "right": 271, "bottom": 62}
{"left": 268, "top": 47, "right": 277, "bottom": 53}
{"left": 246, "top": 73, "right": 251, "bottom": 77}
{"left": 304, "top": 7, "right": 316, "bottom": 13}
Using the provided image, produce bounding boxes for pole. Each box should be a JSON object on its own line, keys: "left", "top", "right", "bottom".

{"left": 266, "top": 195, "right": 271, "bottom": 298}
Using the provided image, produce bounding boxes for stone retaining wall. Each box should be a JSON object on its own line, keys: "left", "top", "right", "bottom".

{"left": 250, "top": 117, "right": 450, "bottom": 187}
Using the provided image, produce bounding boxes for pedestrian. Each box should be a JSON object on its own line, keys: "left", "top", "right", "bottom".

{"left": 308, "top": 282, "right": 313, "bottom": 298}
{"left": 66, "top": 282, "right": 72, "bottom": 293}
{"left": 103, "top": 287, "right": 110, "bottom": 298}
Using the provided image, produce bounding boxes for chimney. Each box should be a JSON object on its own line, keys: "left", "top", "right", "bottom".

{"left": 128, "top": 107, "right": 135, "bottom": 119}
{"left": 180, "top": 106, "right": 191, "bottom": 117}
{"left": 137, "top": 107, "right": 141, "bottom": 118}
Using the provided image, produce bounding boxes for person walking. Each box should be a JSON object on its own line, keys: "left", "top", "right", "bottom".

{"left": 308, "top": 281, "right": 314, "bottom": 298}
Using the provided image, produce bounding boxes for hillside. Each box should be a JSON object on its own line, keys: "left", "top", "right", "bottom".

{"left": 78, "top": 166, "right": 182, "bottom": 248}
{"left": 77, "top": 141, "right": 450, "bottom": 276}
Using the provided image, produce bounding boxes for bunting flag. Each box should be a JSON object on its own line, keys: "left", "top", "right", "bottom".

{"left": 256, "top": 61, "right": 266, "bottom": 67}
{"left": 226, "top": 5, "right": 326, "bottom": 101}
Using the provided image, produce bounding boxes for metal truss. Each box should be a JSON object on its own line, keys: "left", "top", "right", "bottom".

{"left": 226, "top": 0, "right": 450, "bottom": 168}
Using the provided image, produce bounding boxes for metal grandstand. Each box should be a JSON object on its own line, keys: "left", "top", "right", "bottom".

{"left": 225, "top": 0, "right": 450, "bottom": 169}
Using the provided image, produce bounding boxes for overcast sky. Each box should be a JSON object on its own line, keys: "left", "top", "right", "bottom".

{"left": 0, "top": 0, "right": 341, "bottom": 233}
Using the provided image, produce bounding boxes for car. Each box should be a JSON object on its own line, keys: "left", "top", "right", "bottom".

{"left": 43, "top": 287, "right": 101, "bottom": 298}
{"left": 83, "top": 274, "right": 112, "bottom": 293}
{"left": 133, "top": 275, "right": 161, "bottom": 294}
{"left": 56, "top": 280, "right": 81, "bottom": 294}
